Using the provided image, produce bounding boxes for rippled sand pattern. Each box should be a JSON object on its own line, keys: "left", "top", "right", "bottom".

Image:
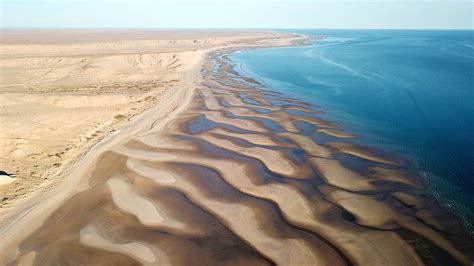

{"left": 3, "top": 50, "right": 474, "bottom": 265}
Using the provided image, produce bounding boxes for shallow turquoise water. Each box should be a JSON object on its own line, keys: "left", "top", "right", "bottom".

{"left": 230, "top": 30, "right": 474, "bottom": 235}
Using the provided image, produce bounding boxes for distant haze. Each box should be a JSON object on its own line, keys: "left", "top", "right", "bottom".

{"left": 1, "top": 0, "right": 473, "bottom": 29}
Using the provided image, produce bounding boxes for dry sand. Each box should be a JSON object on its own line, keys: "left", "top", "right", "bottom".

{"left": 0, "top": 29, "right": 301, "bottom": 212}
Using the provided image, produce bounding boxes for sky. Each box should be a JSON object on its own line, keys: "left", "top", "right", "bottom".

{"left": 1, "top": 0, "right": 473, "bottom": 29}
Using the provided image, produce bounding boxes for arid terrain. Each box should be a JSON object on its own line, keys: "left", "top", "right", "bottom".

{"left": 1, "top": 30, "right": 472, "bottom": 266}
{"left": 0, "top": 29, "right": 301, "bottom": 213}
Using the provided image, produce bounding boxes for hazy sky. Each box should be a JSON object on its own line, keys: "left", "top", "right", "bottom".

{"left": 1, "top": 0, "right": 473, "bottom": 29}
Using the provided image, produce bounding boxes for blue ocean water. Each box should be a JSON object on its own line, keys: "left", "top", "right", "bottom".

{"left": 230, "top": 30, "right": 474, "bottom": 235}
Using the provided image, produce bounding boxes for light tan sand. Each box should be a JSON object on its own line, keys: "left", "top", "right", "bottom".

{"left": 80, "top": 224, "right": 158, "bottom": 264}
{"left": 107, "top": 176, "right": 164, "bottom": 225}
{"left": 0, "top": 29, "right": 300, "bottom": 212}
{"left": 126, "top": 159, "right": 176, "bottom": 184}
{"left": 0, "top": 32, "right": 312, "bottom": 261}
{"left": 0, "top": 175, "right": 15, "bottom": 186}
{"left": 134, "top": 163, "right": 333, "bottom": 265}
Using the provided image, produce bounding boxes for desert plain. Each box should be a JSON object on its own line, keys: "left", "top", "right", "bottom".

{"left": 0, "top": 29, "right": 296, "bottom": 210}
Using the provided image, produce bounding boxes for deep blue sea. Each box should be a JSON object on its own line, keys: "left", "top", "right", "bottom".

{"left": 230, "top": 30, "right": 474, "bottom": 235}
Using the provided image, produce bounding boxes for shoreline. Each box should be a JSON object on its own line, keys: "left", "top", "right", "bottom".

{"left": 1, "top": 31, "right": 472, "bottom": 264}
{"left": 228, "top": 34, "right": 474, "bottom": 239}
{"left": 0, "top": 32, "right": 309, "bottom": 263}
{"left": 220, "top": 48, "right": 474, "bottom": 262}
{"left": 0, "top": 30, "right": 307, "bottom": 215}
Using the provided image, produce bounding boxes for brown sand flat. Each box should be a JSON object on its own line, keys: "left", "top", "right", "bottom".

{"left": 209, "top": 127, "right": 294, "bottom": 147}
{"left": 196, "top": 132, "right": 313, "bottom": 179}
{"left": 327, "top": 141, "right": 399, "bottom": 165}
{"left": 310, "top": 157, "right": 376, "bottom": 191}
{"left": 369, "top": 166, "right": 423, "bottom": 188}
{"left": 317, "top": 128, "right": 356, "bottom": 138}
{"left": 0, "top": 32, "right": 473, "bottom": 266}
{"left": 279, "top": 132, "right": 333, "bottom": 158}
{"left": 204, "top": 111, "right": 269, "bottom": 132}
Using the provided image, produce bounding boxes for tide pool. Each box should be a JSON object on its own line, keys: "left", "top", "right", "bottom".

{"left": 230, "top": 30, "right": 474, "bottom": 235}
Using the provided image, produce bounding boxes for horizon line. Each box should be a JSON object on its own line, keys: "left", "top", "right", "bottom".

{"left": 2, "top": 27, "right": 473, "bottom": 31}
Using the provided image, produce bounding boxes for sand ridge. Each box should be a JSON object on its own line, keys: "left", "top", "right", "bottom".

{"left": 0, "top": 30, "right": 303, "bottom": 213}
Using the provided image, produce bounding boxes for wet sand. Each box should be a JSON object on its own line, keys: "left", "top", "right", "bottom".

{"left": 1, "top": 38, "right": 474, "bottom": 265}
{"left": 0, "top": 29, "right": 304, "bottom": 213}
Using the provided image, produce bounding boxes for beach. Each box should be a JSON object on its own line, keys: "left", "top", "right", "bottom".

{"left": 0, "top": 30, "right": 473, "bottom": 265}
{"left": 0, "top": 29, "right": 301, "bottom": 212}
